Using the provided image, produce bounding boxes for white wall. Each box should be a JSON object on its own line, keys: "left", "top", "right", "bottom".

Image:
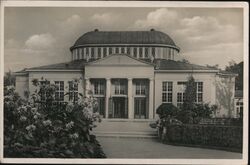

{"left": 154, "top": 72, "right": 217, "bottom": 117}
{"left": 15, "top": 75, "right": 29, "bottom": 98}
{"left": 28, "top": 71, "right": 84, "bottom": 101}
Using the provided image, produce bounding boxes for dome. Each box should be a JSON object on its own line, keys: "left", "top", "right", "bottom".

{"left": 70, "top": 30, "right": 179, "bottom": 51}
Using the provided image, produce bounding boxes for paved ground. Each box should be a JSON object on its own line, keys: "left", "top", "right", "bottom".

{"left": 97, "top": 137, "right": 242, "bottom": 159}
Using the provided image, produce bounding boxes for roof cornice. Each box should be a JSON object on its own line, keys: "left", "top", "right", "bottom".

{"left": 155, "top": 70, "right": 219, "bottom": 73}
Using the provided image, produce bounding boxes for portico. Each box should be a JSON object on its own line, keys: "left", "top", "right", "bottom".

{"left": 85, "top": 54, "right": 155, "bottom": 119}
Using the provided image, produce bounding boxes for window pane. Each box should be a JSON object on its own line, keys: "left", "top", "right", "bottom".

{"left": 145, "top": 47, "right": 149, "bottom": 58}
{"left": 139, "top": 47, "right": 143, "bottom": 58}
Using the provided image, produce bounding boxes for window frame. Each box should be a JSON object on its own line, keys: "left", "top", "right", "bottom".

{"left": 55, "top": 81, "right": 64, "bottom": 102}
{"left": 162, "top": 81, "right": 173, "bottom": 103}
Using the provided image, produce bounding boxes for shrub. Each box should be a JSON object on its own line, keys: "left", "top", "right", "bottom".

{"left": 156, "top": 103, "right": 179, "bottom": 119}
{"left": 4, "top": 82, "right": 106, "bottom": 158}
{"left": 163, "top": 124, "right": 242, "bottom": 152}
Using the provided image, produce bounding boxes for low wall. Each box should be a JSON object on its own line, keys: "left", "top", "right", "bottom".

{"left": 161, "top": 124, "right": 242, "bottom": 152}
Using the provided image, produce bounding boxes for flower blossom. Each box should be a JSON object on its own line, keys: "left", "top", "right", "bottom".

{"left": 26, "top": 124, "right": 36, "bottom": 131}
{"left": 69, "top": 133, "right": 79, "bottom": 139}
{"left": 20, "top": 116, "right": 27, "bottom": 122}
{"left": 65, "top": 121, "right": 74, "bottom": 129}
{"left": 66, "top": 103, "right": 74, "bottom": 113}
{"left": 43, "top": 120, "right": 52, "bottom": 126}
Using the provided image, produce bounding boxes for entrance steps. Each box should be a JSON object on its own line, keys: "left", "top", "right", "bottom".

{"left": 92, "top": 119, "right": 158, "bottom": 138}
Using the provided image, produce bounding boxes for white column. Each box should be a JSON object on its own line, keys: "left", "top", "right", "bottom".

{"left": 128, "top": 78, "right": 133, "bottom": 119}
{"left": 105, "top": 78, "right": 111, "bottom": 118}
{"left": 85, "top": 78, "right": 90, "bottom": 97}
{"left": 149, "top": 78, "right": 154, "bottom": 119}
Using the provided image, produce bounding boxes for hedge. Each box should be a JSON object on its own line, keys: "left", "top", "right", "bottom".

{"left": 162, "top": 124, "right": 242, "bottom": 152}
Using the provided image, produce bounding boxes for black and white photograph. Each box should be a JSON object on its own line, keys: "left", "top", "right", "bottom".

{"left": 0, "top": 1, "right": 248, "bottom": 164}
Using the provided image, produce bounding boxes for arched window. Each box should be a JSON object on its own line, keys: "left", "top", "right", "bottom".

{"left": 115, "top": 47, "right": 119, "bottom": 54}
{"left": 127, "top": 47, "right": 130, "bottom": 55}
{"left": 139, "top": 47, "right": 143, "bottom": 58}
{"left": 133, "top": 47, "right": 137, "bottom": 58}
{"left": 91, "top": 47, "right": 95, "bottom": 59}
{"left": 152, "top": 47, "right": 155, "bottom": 57}
{"left": 103, "top": 47, "right": 107, "bottom": 57}
{"left": 145, "top": 47, "right": 149, "bottom": 58}
{"left": 98, "top": 47, "right": 101, "bottom": 58}
{"left": 109, "top": 47, "right": 112, "bottom": 55}
{"left": 121, "top": 47, "right": 125, "bottom": 54}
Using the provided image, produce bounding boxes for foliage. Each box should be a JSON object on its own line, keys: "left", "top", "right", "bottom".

{"left": 177, "top": 103, "right": 217, "bottom": 124}
{"left": 156, "top": 103, "right": 179, "bottom": 118}
{"left": 4, "top": 70, "right": 16, "bottom": 87}
{"left": 215, "top": 76, "right": 235, "bottom": 118}
{"left": 183, "top": 75, "right": 196, "bottom": 110}
{"left": 4, "top": 80, "right": 106, "bottom": 158}
{"left": 225, "top": 61, "right": 243, "bottom": 90}
{"left": 161, "top": 124, "right": 242, "bottom": 152}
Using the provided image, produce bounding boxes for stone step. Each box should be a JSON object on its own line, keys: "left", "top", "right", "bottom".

{"left": 94, "top": 119, "right": 157, "bottom": 133}
{"left": 93, "top": 131, "right": 158, "bottom": 139}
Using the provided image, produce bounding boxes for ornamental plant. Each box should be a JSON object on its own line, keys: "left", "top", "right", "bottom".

{"left": 4, "top": 79, "right": 106, "bottom": 158}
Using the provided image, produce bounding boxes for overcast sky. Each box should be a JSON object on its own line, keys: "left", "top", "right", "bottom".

{"left": 4, "top": 7, "right": 244, "bottom": 72}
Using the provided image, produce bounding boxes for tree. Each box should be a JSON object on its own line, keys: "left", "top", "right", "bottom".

{"left": 4, "top": 70, "right": 16, "bottom": 87}
{"left": 183, "top": 75, "right": 196, "bottom": 110}
{"left": 225, "top": 61, "right": 243, "bottom": 90}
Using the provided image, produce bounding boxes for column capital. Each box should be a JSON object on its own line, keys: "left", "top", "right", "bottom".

{"left": 128, "top": 78, "right": 133, "bottom": 81}
{"left": 106, "top": 78, "right": 111, "bottom": 81}
{"left": 149, "top": 78, "right": 154, "bottom": 81}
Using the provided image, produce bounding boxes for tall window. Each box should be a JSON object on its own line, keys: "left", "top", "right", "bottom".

{"left": 114, "top": 80, "right": 126, "bottom": 95}
{"left": 133, "top": 47, "right": 137, "bottom": 57}
{"left": 93, "top": 80, "right": 105, "bottom": 95}
{"left": 121, "top": 47, "right": 125, "bottom": 54}
{"left": 196, "top": 82, "right": 203, "bottom": 103}
{"left": 109, "top": 47, "right": 113, "bottom": 55}
{"left": 152, "top": 47, "right": 155, "bottom": 57}
{"left": 97, "top": 47, "right": 101, "bottom": 58}
{"left": 86, "top": 48, "right": 89, "bottom": 57}
{"left": 145, "top": 47, "right": 149, "bottom": 58}
{"left": 69, "top": 81, "right": 78, "bottom": 101}
{"left": 135, "top": 81, "right": 146, "bottom": 95}
{"left": 115, "top": 47, "right": 119, "bottom": 54}
{"left": 139, "top": 47, "right": 143, "bottom": 58}
{"left": 103, "top": 48, "right": 107, "bottom": 57}
{"left": 55, "top": 81, "right": 64, "bottom": 101}
{"left": 91, "top": 47, "right": 95, "bottom": 58}
{"left": 162, "top": 82, "right": 173, "bottom": 103}
{"left": 127, "top": 47, "right": 131, "bottom": 55}
{"left": 177, "top": 92, "right": 185, "bottom": 108}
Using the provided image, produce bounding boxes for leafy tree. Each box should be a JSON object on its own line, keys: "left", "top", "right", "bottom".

{"left": 4, "top": 70, "right": 16, "bottom": 87}
{"left": 225, "top": 61, "right": 243, "bottom": 90}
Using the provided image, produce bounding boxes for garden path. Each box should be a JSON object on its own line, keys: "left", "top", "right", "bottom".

{"left": 97, "top": 137, "right": 242, "bottom": 159}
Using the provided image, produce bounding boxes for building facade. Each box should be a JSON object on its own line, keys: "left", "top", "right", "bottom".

{"left": 15, "top": 29, "right": 238, "bottom": 119}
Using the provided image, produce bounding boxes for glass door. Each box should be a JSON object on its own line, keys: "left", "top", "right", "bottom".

{"left": 134, "top": 98, "right": 147, "bottom": 119}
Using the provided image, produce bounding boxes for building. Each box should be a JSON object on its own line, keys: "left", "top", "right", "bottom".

{"left": 234, "top": 90, "right": 243, "bottom": 118}
{"left": 15, "top": 29, "right": 238, "bottom": 119}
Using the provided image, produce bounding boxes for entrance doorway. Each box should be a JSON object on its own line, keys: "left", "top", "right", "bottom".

{"left": 134, "top": 98, "right": 147, "bottom": 119}
{"left": 112, "top": 97, "right": 128, "bottom": 118}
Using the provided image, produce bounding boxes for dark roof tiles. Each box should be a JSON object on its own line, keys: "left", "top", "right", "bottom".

{"left": 71, "top": 30, "right": 178, "bottom": 50}
{"left": 154, "top": 59, "right": 218, "bottom": 71}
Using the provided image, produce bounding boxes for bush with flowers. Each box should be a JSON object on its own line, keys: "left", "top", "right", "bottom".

{"left": 4, "top": 78, "right": 106, "bottom": 158}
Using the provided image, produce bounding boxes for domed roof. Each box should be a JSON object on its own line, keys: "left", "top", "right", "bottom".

{"left": 71, "top": 29, "right": 179, "bottom": 50}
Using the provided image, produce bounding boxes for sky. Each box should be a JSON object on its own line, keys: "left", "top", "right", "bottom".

{"left": 4, "top": 7, "right": 244, "bottom": 72}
